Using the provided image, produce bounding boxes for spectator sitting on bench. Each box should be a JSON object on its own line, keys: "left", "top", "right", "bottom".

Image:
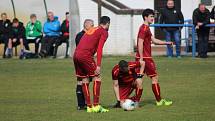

{"left": 7, "top": 18, "right": 27, "bottom": 59}
{"left": 53, "top": 12, "right": 70, "bottom": 58}
{"left": 0, "top": 13, "right": 12, "bottom": 58}
{"left": 25, "top": 14, "right": 42, "bottom": 55}
{"left": 211, "top": 6, "right": 215, "bottom": 35}
{"left": 39, "top": 11, "right": 60, "bottom": 58}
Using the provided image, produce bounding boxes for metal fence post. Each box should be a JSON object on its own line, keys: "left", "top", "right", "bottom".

{"left": 191, "top": 25, "right": 196, "bottom": 58}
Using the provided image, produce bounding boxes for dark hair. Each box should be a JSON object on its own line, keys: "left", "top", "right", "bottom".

{"left": 66, "top": 12, "right": 69, "bottom": 15}
{"left": 118, "top": 60, "right": 128, "bottom": 69}
{"left": 30, "top": 14, "right": 36, "bottom": 18}
{"left": 142, "top": 9, "right": 155, "bottom": 20}
{"left": 12, "top": 18, "right": 19, "bottom": 23}
{"left": 198, "top": 3, "right": 205, "bottom": 8}
{"left": 167, "top": 0, "right": 174, "bottom": 2}
{"left": 99, "top": 16, "right": 110, "bottom": 25}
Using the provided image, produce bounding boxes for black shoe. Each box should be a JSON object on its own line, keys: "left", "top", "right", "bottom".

{"left": 6, "top": 54, "right": 12, "bottom": 59}
{"left": 3, "top": 55, "right": 6, "bottom": 58}
{"left": 200, "top": 55, "right": 208, "bottom": 58}
{"left": 65, "top": 55, "right": 69, "bottom": 58}
{"left": 19, "top": 54, "right": 24, "bottom": 59}
{"left": 39, "top": 50, "right": 47, "bottom": 58}
{"left": 77, "top": 106, "right": 86, "bottom": 110}
{"left": 34, "top": 54, "right": 39, "bottom": 59}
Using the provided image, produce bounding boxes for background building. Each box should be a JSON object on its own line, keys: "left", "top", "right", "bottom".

{"left": 0, "top": 0, "right": 214, "bottom": 56}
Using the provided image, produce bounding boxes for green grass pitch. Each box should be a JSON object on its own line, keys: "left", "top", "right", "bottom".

{"left": 0, "top": 56, "right": 215, "bottom": 121}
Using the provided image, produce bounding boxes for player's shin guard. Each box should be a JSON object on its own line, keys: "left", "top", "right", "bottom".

{"left": 93, "top": 80, "right": 101, "bottom": 106}
{"left": 82, "top": 83, "right": 92, "bottom": 107}
{"left": 152, "top": 83, "right": 161, "bottom": 102}
{"left": 135, "top": 88, "right": 143, "bottom": 102}
{"left": 76, "top": 85, "right": 85, "bottom": 107}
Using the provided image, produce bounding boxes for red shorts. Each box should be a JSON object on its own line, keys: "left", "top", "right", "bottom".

{"left": 73, "top": 52, "right": 97, "bottom": 78}
{"left": 119, "top": 86, "right": 134, "bottom": 100}
{"left": 135, "top": 58, "right": 157, "bottom": 78}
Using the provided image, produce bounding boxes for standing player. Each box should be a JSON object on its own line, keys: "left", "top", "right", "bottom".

{"left": 112, "top": 60, "right": 145, "bottom": 108}
{"left": 73, "top": 16, "right": 110, "bottom": 113}
{"left": 136, "top": 9, "right": 173, "bottom": 106}
{"left": 75, "top": 19, "right": 94, "bottom": 110}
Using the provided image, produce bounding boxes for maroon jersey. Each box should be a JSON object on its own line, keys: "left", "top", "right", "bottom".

{"left": 112, "top": 61, "right": 140, "bottom": 86}
{"left": 136, "top": 24, "right": 152, "bottom": 59}
{"left": 75, "top": 26, "right": 108, "bottom": 66}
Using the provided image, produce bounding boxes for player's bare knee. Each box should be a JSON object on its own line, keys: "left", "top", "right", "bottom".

{"left": 152, "top": 76, "right": 158, "bottom": 84}
{"left": 136, "top": 78, "right": 143, "bottom": 88}
{"left": 77, "top": 81, "right": 83, "bottom": 85}
{"left": 82, "top": 78, "right": 89, "bottom": 83}
{"left": 93, "top": 75, "right": 101, "bottom": 81}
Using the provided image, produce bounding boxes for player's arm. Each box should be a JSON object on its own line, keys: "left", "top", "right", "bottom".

{"left": 113, "top": 80, "right": 120, "bottom": 101}
{"left": 138, "top": 38, "right": 145, "bottom": 64}
{"left": 112, "top": 68, "right": 121, "bottom": 108}
{"left": 139, "top": 60, "right": 145, "bottom": 75}
{"left": 151, "top": 36, "right": 173, "bottom": 45}
{"left": 95, "top": 31, "right": 108, "bottom": 74}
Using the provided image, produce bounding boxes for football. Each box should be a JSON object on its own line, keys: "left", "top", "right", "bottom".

{"left": 121, "top": 99, "right": 135, "bottom": 111}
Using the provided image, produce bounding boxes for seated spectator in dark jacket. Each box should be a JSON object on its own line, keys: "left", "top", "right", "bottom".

{"left": 211, "top": 6, "right": 215, "bottom": 21}
{"left": 39, "top": 11, "right": 60, "bottom": 57}
{"left": 193, "top": 3, "right": 210, "bottom": 58}
{"left": 25, "top": 14, "right": 42, "bottom": 55}
{"left": 159, "top": 0, "right": 184, "bottom": 58}
{"left": 7, "top": 18, "right": 26, "bottom": 59}
{"left": 53, "top": 12, "right": 69, "bottom": 58}
{"left": 0, "top": 13, "right": 11, "bottom": 58}
{"left": 211, "top": 6, "right": 215, "bottom": 35}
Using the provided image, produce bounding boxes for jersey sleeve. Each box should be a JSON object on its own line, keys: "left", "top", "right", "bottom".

{"left": 128, "top": 61, "right": 140, "bottom": 69}
{"left": 96, "top": 30, "right": 108, "bottom": 66}
{"left": 112, "top": 66, "right": 119, "bottom": 80}
{"left": 137, "top": 26, "right": 146, "bottom": 40}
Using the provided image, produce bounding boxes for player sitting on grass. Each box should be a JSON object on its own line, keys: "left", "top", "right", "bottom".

{"left": 73, "top": 16, "right": 110, "bottom": 113}
{"left": 136, "top": 8, "right": 173, "bottom": 106}
{"left": 112, "top": 60, "right": 145, "bottom": 108}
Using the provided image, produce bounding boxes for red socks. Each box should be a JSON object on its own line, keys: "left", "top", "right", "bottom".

{"left": 152, "top": 83, "right": 161, "bottom": 102}
{"left": 82, "top": 80, "right": 101, "bottom": 107}
{"left": 93, "top": 80, "right": 101, "bottom": 106}
{"left": 135, "top": 88, "right": 143, "bottom": 102}
{"left": 82, "top": 83, "right": 91, "bottom": 107}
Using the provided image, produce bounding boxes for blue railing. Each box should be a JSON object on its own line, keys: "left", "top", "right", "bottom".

{"left": 150, "top": 23, "right": 215, "bottom": 58}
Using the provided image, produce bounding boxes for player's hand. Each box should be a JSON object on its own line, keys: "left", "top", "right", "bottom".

{"left": 113, "top": 100, "right": 121, "bottom": 108}
{"left": 95, "top": 66, "right": 101, "bottom": 75}
{"left": 197, "top": 22, "right": 203, "bottom": 26}
{"left": 166, "top": 42, "right": 173, "bottom": 47}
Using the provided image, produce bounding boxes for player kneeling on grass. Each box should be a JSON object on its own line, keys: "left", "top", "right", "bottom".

{"left": 136, "top": 8, "right": 173, "bottom": 106}
{"left": 73, "top": 16, "right": 110, "bottom": 113}
{"left": 112, "top": 60, "right": 145, "bottom": 108}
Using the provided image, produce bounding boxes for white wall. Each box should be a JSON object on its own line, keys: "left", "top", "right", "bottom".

{"left": 78, "top": 0, "right": 98, "bottom": 30}
{"left": 78, "top": 0, "right": 136, "bottom": 55}
{"left": 181, "top": 0, "right": 199, "bottom": 20}
{"left": 118, "top": 0, "right": 154, "bottom": 9}
{"left": 0, "top": 0, "right": 14, "bottom": 20}
{"left": 78, "top": 0, "right": 155, "bottom": 55}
